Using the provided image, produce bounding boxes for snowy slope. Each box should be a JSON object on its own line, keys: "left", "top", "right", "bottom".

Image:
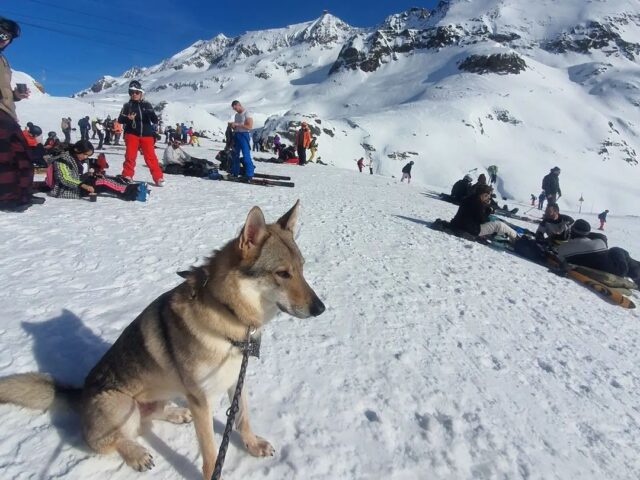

{"left": 57, "top": 0, "right": 640, "bottom": 214}
{"left": 0, "top": 136, "right": 639, "bottom": 479}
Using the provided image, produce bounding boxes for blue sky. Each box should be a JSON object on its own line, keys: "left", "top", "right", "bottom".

{"left": 3, "top": 0, "right": 438, "bottom": 96}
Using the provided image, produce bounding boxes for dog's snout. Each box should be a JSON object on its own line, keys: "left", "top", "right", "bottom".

{"left": 310, "top": 296, "right": 325, "bottom": 317}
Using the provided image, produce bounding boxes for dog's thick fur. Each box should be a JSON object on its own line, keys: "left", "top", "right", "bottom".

{"left": 0, "top": 201, "right": 325, "bottom": 478}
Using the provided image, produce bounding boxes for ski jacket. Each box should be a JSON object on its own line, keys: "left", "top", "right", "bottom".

{"left": 78, "top": 117, "right": 90, "bottom": 130}
{"left": 61, "top": 118, "right": 71, "bottom": 130}
{"left": 487, "top": 165, "right": 498, "bottom": 176}
{"left": 598, "top": 211, "right": 608, "bottom": 221}
{"left": 535, "top": 214, "right": 574, "bottom": 243}
{"left": 402, "top": 162, "right": 413, "bottom": 174}
{"left": 112, "top": 120, "right": 123, "bottom": 133}
{"left": 541, "top": 172, "right": 561, "bottom": 196}
{"left": 451, "top": 178, "right": 472, "bottom": 201}
{"left": 162, "top": 146, "right": 191, "bottom": 166}
{"left": 557, "top": 233, "right": 608, "bottom": 264}
{"left": 49, "top": 151, "right": 84, "bottom": 199}
{"left": 0, "top": 54, "right": 18, "bottom": 122}
{"left": 273, "top": 135, "right": 281, "bottom": 146}
{"left": 21, "top": 129, "right": 39, "bottom": 147}
{"left": 295, "top": 127, "right": 311, "bottom": 148}
{"left": 118, "top": 100, "right": 158, "bottom": 137}
{"left": 450, "top": 194, "right": 491, "bottom": 236}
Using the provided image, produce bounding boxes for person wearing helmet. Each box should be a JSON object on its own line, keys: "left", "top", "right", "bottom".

{"left": 0, "top": 16, "right": 43, "bottom": 211}
{"left": 450, "top": 174, "right": 473, "bottom": 203}
{"left": 118, "top": 80, "right": 165, "bottom": 186}
{"left": 401, "top": 160, "right": 414, "bottom": 183}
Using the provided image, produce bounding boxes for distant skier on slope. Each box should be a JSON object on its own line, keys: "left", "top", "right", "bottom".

{"left": 401, "top": 161, "right": 414, "bottom": 183}
{"left": 356, "top": 157, "right": 364, "bottom": 172}
{"left": 598, "top": 210, "right": 609, "bottom": 231}
{"left": 487, "top": 164, "right": 498, "bottom": 185}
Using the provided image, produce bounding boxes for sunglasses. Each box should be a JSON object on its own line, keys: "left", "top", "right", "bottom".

{"left": 128, "top": 90, "right": 142, "bottom": 95}
{"left": 0, "top": 32, "right": 12, "bottom": 42}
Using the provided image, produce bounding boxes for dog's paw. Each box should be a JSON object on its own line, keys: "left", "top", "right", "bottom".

{"left": 127, "top": 448, "right": 155, "bottom": 472}
{"left": 164, "top": 407, "right": 193, "bottom": 424}
{"left": 243, "top": 434, "right": 275, "bottom": 457}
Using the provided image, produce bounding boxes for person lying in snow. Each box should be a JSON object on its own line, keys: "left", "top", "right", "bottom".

{"left": 556, "top": 219, "right": 640, "bottom": 285}
{"left": 450, "top": 184, "right": 518, "bottom": 240}
{"left": 48, "top": 140, "right": 142, "bottom": 201}
{"left": 162, "top": 141, "right": 217, "bottom": 178}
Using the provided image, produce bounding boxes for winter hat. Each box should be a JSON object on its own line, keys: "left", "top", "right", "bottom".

{"left": 128, "top": 80, "right": 144, "bottom": 93}
{"left": 552, "top": 166, "right": 561, "bottom": 173}
{"left": 464, "top": 174, "right": 472, "bottom": 181}
{"left": 47, "top": 131, "right": 56, "bottom": 138}
{"left": 571, "top": 219, "right": 591, "bottom": 237}
{"left": 28, "top": 123, "right": 42, "bottom": 137}
{"left": 477, "top": 173, "right": 487, "bottom": 184}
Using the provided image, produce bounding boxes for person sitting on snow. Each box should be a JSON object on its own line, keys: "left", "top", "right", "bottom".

{"left": 450, "top": 174, "right": 473, "bottom": 203}
{"left": 450, "top": 184, "right": 518, "bottom": 240}
{"left": 535, "top": 203, "right": 574, "bottom": 244}
{"left": 44, "top": 131, "right": 60, "bottom": 151}
{"left": 162, "top": 140, "right": 215, "bottom": 177}
{"left": 49, "top": 140, "right": 141, "bottom": 201}
{"left": 557, "top": 219, "right": 640, "bottom": 285}
{"left": 22, "top": 122, "right": 47, "bottom": 167}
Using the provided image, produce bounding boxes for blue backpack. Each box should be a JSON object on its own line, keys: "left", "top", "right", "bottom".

{"left": 135, "top": 182, "right": 148, "bottom": 202}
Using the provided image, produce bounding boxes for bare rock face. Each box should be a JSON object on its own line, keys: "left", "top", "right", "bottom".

{"left": 89, "top": 77, "right": 117, "bottom": 93}
{"left": 458, "top": 53, "right": 527, "bottom": 75}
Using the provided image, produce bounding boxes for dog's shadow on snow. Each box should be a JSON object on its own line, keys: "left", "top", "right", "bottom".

{"left": 21, "top": 309, "right": 228, "bottom": 480}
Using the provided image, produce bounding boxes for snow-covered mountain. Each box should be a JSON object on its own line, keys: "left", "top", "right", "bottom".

{"left": 17, "top": 1, "right": 640, "bottom": 213}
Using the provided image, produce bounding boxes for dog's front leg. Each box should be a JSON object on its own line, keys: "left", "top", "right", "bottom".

{"left": 187, "top": 393, "right": 217, "bottom": 479}
{"left": 228, "top": 386, "right": 275, "bottom": 457}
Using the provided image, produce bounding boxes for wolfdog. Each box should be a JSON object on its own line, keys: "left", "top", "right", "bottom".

{"left": 0, "top": 200, "right": 325, "bottom": 478}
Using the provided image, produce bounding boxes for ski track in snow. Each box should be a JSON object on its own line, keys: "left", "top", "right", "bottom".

{"left": 0, "top": 140, "right": 639, "bottom": 479}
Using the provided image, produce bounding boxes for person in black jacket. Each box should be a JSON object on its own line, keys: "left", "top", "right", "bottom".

{"left": 450, "top": 184, "right": 517, "bottom": 240}
{"left": 597, "top": 209, "right": 609, "bottom": 230}
{"left": 541, "top": 167, "right": 561, "bottom": 204}
{"left": 401, "top": 161, "right": 414, "bottom": 183}
{"left": 557, "top": 219, "right": 640, "bottom": 284}
{"left": 535, "top": 203, "right": 573, "bottom": 244}
{"left": 118, "top": 80, "right": 164, "bottom": 186}
{"left": 450, "top": 174, "right": 473, "bottom": 203}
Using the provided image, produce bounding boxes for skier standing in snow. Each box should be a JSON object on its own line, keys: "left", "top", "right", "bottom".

{"left": 538, "top": 191, "right": 546, "bottom": 210}
{"left": 118, "top": 80, "right": 165, "bottom": 186}
{"left": 401, "top": 161, "right": 414, "bottom": 183}
{"left": 295, "top": 122, "right": 311, "bottom": 166}
{"left": 0, "top": 16, "right": 44, "bottom": 212}
{"left": 368, "top": 157, "right": 374, "bottom": 174}
{"left": 61, "top": 117, "right": 72, "bottom": 144}
{"left": 356, "top": 157, "right": 364, "bottom": 172}
{"left": 541, "top": 167, "right": 562, "bottom": 205}
{"left": 78, "top": 116, "right": 91, "bottom": 142}
{"left": 487, "top": 164, "right": 498, "bottom": 185}
{"left": 228, "top": 100, "right": 255, "bottom": 178}
{"left": 308, "top": 136, "right": 318, "bottom": 162}
{"left": 598, "top": 210, "right": 609, "bottom": 230}
{"left": 530, "top": 194, "right": 536, "bottom": 206}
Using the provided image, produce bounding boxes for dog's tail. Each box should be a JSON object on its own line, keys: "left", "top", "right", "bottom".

{"left": 0, "top": 373, "right": 81, "bottom": 411}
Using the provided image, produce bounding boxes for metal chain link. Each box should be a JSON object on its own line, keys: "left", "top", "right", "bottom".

{"left": 211, "top": 327, "right": 252, "bottom": 480}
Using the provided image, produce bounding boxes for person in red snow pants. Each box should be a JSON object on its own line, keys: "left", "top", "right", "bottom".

{"left": 122, "top": 133, "right": 163, "bottom": 182}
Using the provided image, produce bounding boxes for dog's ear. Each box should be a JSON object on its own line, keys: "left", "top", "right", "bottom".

{"left": 177, "top": 267, "right": 209, "bottom": 297}
{"left": 240, "top": 206, "right": 267, "bottom": 252}
{"left": 277, "top": 199, "right": 300, "bottom": 233}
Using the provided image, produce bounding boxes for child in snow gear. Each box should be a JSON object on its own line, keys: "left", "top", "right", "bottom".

{"left": 0, "top": 17, "right": 42, "bottom": 212}
{"left": 118, "top": 80, "right": 165, "bottom": 186}
{"left": 228, "top": 100, "right": 255, "bottom": 178}
{"left": 450, "top": 184, "right": 518, "bottom": 240}
{"left": 541, "top": 167, "right": 561, "bottom": 205}
{"left": 598, "top": 210, "right": 609, "bottom": 230}
{"left": 295, "top": 122, "right": 311, "bottom": 165}
{"left": 401, "top": 161, "right": 414, "bottom": 183}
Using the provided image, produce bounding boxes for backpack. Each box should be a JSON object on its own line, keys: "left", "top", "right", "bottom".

{"left": 45, "top": 164, "right": 55, "bottom": 189}
{"left": 135, "top": 182, "right": 148, "bottom": 202}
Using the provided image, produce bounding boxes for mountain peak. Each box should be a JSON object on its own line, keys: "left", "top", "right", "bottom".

{"left": 381, "top": 7, "right": 431, "bottom": 31}
{"left": 295, "top": 11, "right": 353, "bottom": 46}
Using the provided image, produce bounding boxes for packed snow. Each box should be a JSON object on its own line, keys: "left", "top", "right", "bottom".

{"left": 0, "top": 133, "right": 639, "bottom": 479}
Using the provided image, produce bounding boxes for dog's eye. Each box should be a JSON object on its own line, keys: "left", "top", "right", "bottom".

{"left": 276, "top": 270, "right": 291, "bottom": 279}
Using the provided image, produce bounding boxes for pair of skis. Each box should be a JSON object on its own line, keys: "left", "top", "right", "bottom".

{"left": 221, "top": 172, "right": 294, "bottom": 188}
